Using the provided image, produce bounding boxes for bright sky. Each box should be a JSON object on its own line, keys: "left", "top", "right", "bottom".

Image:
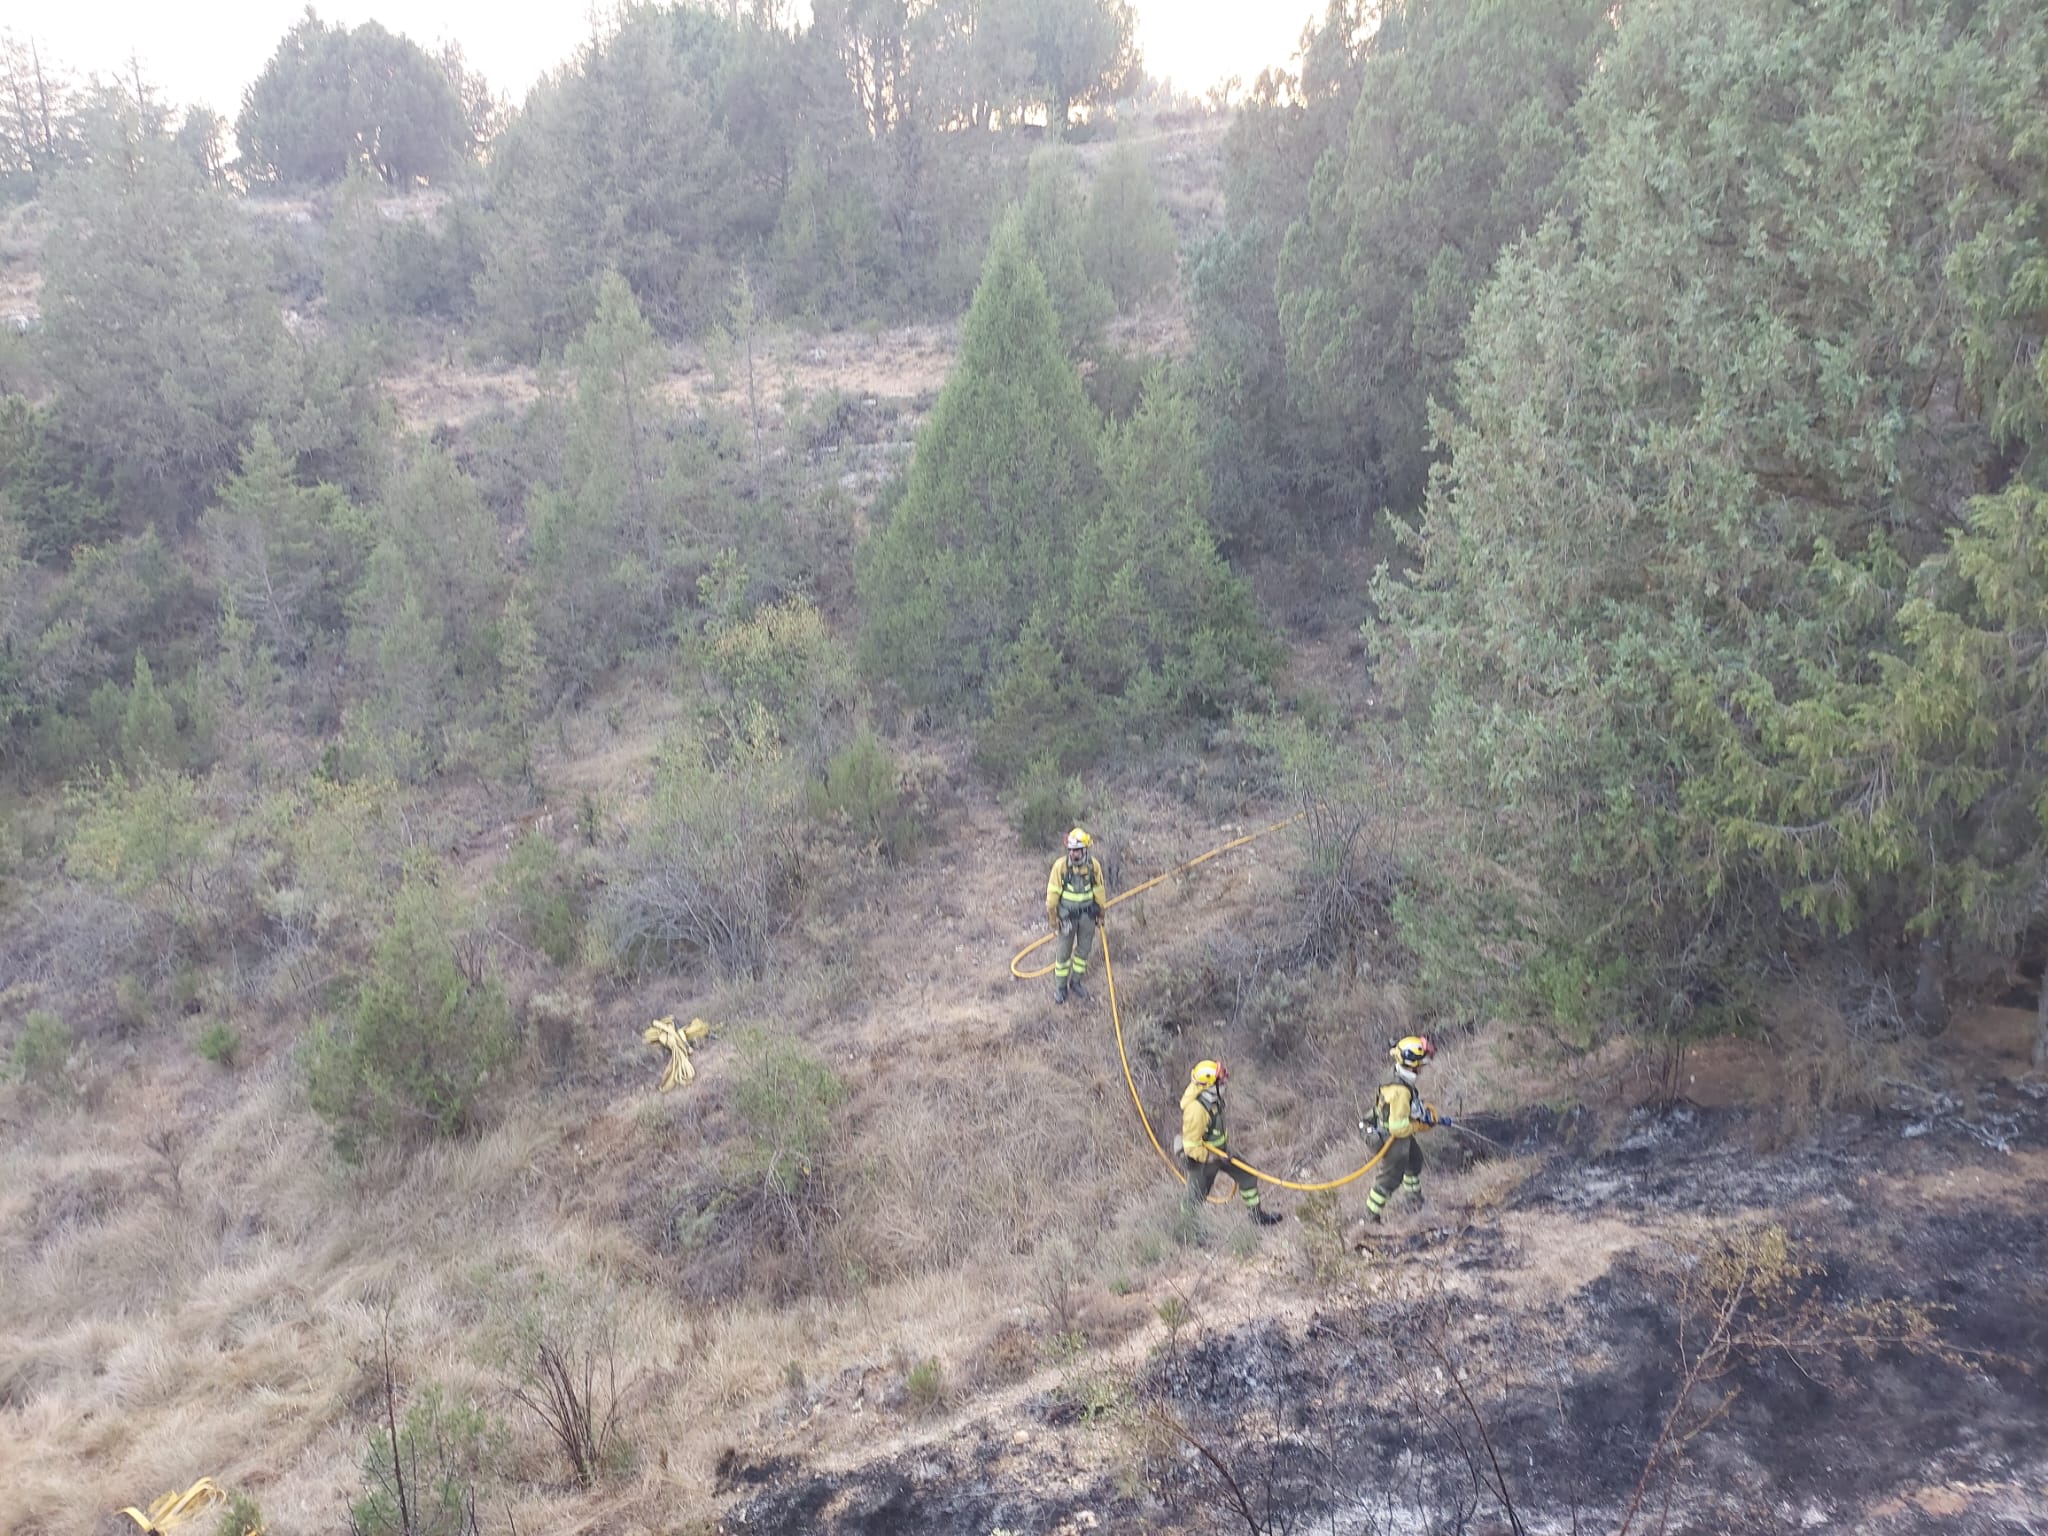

{"left": 18, "top": 0, "right": 1320, "bottom": 122}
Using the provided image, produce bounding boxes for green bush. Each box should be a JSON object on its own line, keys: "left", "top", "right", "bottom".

{"left": 805, "top": 726, "right": 921, "bottom": 862}
{"left": 306, "top": 873, "right": 516, "bottom": 1160}
{"left": 65, "top": 767, "right": 210, "bottom": 905}
{"left": 211, "top": 1490, "right": 263, "bottom": 1536}
{"left": 351, "top": 1383, "right": 505, "bottom": 1536}
{"left": 703, "top": 595, "right": 850, "bottom": 768}
{"left": 729, "top": 1027, "right": 847, "bottom": 1199}
{"left": 195, "top": 1020, "right": 241, "bottom": 1069}
{"left": 904, "top": 1356, "right": 947, "bottom": 1414}
{"left": 492, "top": 831, "right": 585, "bottom": 968}
{"left": 8, "top": 1010, "right": 72, "bottom": 1093}
{"left": 1008, "top": 758, "right": 1086, "bottom": 850}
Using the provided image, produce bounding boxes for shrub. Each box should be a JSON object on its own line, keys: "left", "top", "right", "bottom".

{"left": 702, "top": 594, "right": 850, "bottom": 768}
{"left": 492, "top": 831, "right": 584, "bottom": 967}
{"left": 114, "top": 973, "right": 151, "bottom": 1035}
{"left": 904, "top": 1356, "right": 947, "bottom": 1415}
{"left": 497, "top": 1280, "right": 632, "bottom": 1488}
{"left": 66, "top": 767, "right": 210, "bottom": 907}
{"left": 805, "top": 726, "right": 921, "bottom": 862}
{"left": 211, "top": 1491, "right": 263, "bottom": 1536}
{"left": 729, "top": 1027, "right": 848, "bottom": 1200}
{"left": 351, "top": 1377, "right": 505, "bottom": 1536}
{"left": 195, "top": 1020, "right": 241, "bottom": 1069}
{"left": 599, "top": 734, "right": 798, "bottom": 978}
{"left": 306, "top": 872, "right": 516, "bottom": 1160}
{"left": 1008, "top": 758, "right": 1086, "bottom": 849}
{"left": 8, "top": 1010, "right": 72, "bottom": 1093}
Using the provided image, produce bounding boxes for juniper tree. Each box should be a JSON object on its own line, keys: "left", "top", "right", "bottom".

{"left": 857, "top": 219, "right": 1104, "bottom": 710}
{"left": 1375, "top": 0, "right": 2048, "bottom": 1038}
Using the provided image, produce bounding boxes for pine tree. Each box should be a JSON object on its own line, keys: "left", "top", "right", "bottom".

{"left": 857, "top": 220, "right": 1103, "bottom": 710}
{"left": 117, "top": 652, "right": 177, "bottom": 772}
{"left": 525, "top": 272, "right": 684, "bottom": 692}
{"left": 202, "top": 426, "right": 371, "bottom": 668}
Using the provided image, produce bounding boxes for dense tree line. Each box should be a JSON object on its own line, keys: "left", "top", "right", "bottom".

{"left": 1204, "top": 0, "right": 2048, "bottom": 1040}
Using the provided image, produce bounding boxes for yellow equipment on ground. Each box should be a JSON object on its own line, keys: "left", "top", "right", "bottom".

{"left": 119, "top": 1478, "right": 253, "bottom": 1534}
{"left": 643, "top": 1016, "right": 713, "bottom": 1091}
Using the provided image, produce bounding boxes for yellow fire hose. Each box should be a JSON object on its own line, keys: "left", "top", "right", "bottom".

{"left": 642, "top": 1016, "right": 712, "bottom": 1091}
{"left": 1011, "top": 814, "right": 1426, "bottom": 1204}
{"left": 119, "top": 1478, "right": 257, "bottom": 1534}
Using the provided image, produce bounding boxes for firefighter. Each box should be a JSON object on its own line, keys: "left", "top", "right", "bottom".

{"left": 1045, "top": 826, "right": 1106, "bottom": 1004}
{"left": 1180, "top": 1060, "right": 1282, "bottom": 1225}
{"left": 1361, "top": 1034, "right": 1437, "bottom": 1222}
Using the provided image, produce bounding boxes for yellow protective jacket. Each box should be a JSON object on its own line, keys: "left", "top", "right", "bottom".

{"left": 1372, "top": 1071, "right": 1422, "bottom": 1139}
{"left": 1046, "top": 853, "right": 1106, "bottom": 924}
{"left": 1180, "top": 1081, "right": 1228, "bottom": 1163}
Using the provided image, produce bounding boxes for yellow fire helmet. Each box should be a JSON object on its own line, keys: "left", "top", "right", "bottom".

{"left": 1066, "top": 826, "right": 1093, "bottom": 852}
{"left": 1391, "top": 1035, "right": 1436, "bottom": 1071}
{"left": 1189, "top": 1059, "right": 1227, "bottom": 1088}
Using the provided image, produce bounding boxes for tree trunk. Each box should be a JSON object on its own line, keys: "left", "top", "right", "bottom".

{"left": 1909, "top": 936, "right": 1948, "bottom": 1037}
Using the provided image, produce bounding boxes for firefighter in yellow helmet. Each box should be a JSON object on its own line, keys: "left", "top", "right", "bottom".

{"left": 1180, "top": 1060, "right": 1281, "bottom": 1225}
{"left": 1045, "top": 827, "right": 1106, "bottom": 1005}
{"left": 1361, "top": 1035, "right": 1437, "bottom": 1222}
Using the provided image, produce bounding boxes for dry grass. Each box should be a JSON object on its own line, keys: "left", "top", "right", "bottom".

{"left": 0, "top": 773, "right": 1362, "bottom": 1529}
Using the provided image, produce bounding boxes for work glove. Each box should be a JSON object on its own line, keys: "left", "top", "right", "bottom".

{"left": 1416, "top": 1106, "right": 1436, "bottom": 1127}
{"left": 1090, "top": 903, "right": 1104, "bottom": 922}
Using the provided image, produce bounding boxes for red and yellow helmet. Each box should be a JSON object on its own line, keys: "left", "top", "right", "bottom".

{"left": 1190, "top": 1059, "right": 1226, "bottom": 1088}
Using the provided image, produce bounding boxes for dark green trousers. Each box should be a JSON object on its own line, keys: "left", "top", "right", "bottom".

{"left": 1183, "top": 1152, "right": 1265, "bottom": 1213}
{"left": 1365, "top": 1135, "right": 1423, "bottom": 1217}
{"left": 1054, "top": 909, "right": 1097, "bottom": 980}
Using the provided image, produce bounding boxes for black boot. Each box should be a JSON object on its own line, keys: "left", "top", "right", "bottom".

{"left": 1053, "top": 978, "right": 1068, "bottom": 1004}
{"left": 1069, "top": 976, "right": 1088, "bottom": 1001}
{"left": 1247, "top": 1203, "right": 1282, "bottom": 1227}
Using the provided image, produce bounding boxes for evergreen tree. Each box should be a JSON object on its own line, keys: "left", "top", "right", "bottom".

{"left": 202, "top": 426, "right": 371, "bottom": 669}
{"left": 117, "top": 651, "right": 177, "bottom": 771}
{"left": 40, "top": 100, "right": 294, "bottom": 523}
{"left": 524, "top": 272, "right": 689, "bottom": 691}
{"left": 1188, "top": 0, "right": 1373, "bottom": 542}
{"left": 979, "top": 374, "right": 1278, "bottom": 776}
{"left": 1375, "top": 0, "right": 2048, "bottom": 1037}
{"left": 237, "top": 11, "right": 470, "bottom": 186}
{"left": 1080, "top": 142, "right": 1177, "bottom": 311}
{"left": 1276, "top": 0, "right": 1608, "bottom": 518}
{"left": 1067, "top": 376, "right": 1277, "bottom": 727}
{"left": 1012, "top": 150, "right": 1111, "bottom": 353}
{"left": 857, "top": 220, "right": 1103, "bottom": 710}
{"left": 306, "top": 871, "right": 515, "bottom": 1159}
{"left": 473, "top": 6, "right": 755, "bottom": 352}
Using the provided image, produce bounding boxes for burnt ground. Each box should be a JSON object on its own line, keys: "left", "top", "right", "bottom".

{"left": 725, "top": 1078, "right": 2048, "bottom": 1535}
